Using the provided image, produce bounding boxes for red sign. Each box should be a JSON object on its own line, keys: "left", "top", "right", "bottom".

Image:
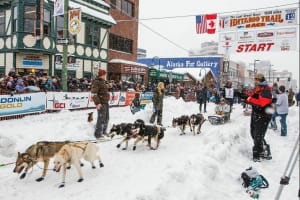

{"left": 236, "top": 42, "right": 275, "bottom": 52}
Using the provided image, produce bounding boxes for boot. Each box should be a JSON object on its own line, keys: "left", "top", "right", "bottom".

{"left": 260, "top": 143, "right": 272, "bottom": 160}
{"left": 252, "top": 146, "right": 261, "bottom": 162}
{"left": 150, "top": 113, "right": 156, "bottom": 124}
{"left": 157, "top": 116, "right": 162, "bottom": 126}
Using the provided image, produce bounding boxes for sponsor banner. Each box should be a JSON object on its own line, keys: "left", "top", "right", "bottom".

{"left": 218, "top": 27, "right": 297, "bottom": 53}
{"left": 219, "top": 7, "right": 298, "bottom": 32}
{"left": 124, "top": 92, "right": 137, "bottom": 106}
{"left": 140, "top": 92, "right": 154, "bottom": 105}
{"left": 0, "top": 93, "right": 46, "bottom": 117}
{"left": 46, "top": 92, "right": 90, "bottom": 110}
{"left": 109, "top": 92, "right": 121, "bottom": 106}
{"left": 117, "top": 92, "right": 128, "bottom": 106}
{"left": 54, "top": 0, "right": 64, "bottom": 16}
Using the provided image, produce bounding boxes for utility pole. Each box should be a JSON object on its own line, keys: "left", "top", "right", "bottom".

{"left": 61, "top": 0, "right": 69, "bottom": 92}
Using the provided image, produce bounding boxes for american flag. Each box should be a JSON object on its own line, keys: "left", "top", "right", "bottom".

{"left": 196, "top": 15, "right": 207, "bottom": 34}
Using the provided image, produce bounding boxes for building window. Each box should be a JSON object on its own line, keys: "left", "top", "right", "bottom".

{"left": 0, "top": 11, "right": 5, "bottom": 35}
{"left": 24, "top": 6, "right": 36, "bottom": 33}
{"left": 43, "top": 9, "right": 50, "bottom": 36}
{"left": 57, "top": 15, "right": 76, "bottom": 41}
{"left": 85, "top": 24, "right": 100, "bottom": 47}
{"left": 56, "top": 15, "right": 63, "bottom": 38}
{"left": 109, "top": 33, "right": 133, "bottom": 54}
{"left": 110, "top": 0, "right": 134, "bottom": 17}
{"left": 13, "top": 6, "right": 18, "bottom": 32}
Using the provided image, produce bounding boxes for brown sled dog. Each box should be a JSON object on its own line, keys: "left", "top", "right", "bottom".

{"left": 13, "top": 141, "right": 70, "bottom": 182}
{"left": 87, "top": 112, "right": 94, "bottom": 123}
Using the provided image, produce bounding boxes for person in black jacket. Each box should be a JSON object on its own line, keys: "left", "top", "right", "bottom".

{"left": 242, "top": 74, "right": 273, "bottom": 162}
{"left": 195, "top": 84, "right": 207, "bottom": 113}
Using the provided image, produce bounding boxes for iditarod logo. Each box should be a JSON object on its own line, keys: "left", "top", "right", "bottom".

{"left": 0, "top": 96, "right": 31, "bottom": 109}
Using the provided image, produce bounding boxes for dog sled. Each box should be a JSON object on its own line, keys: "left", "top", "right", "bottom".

{"left": 208, "top": 113, "right": 230, "bottom": 125}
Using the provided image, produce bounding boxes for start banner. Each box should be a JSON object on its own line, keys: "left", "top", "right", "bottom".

{"left": 218, "top": 27, "right": 298, "bottom": 54}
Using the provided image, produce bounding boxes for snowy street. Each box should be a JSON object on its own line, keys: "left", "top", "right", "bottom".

{"left": 0, "top": 97, "right": 299, "bottom": 200}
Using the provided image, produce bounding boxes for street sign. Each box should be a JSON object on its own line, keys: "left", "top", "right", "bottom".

{"left": 57, "top": 38, "right": 69, "bottom": 45}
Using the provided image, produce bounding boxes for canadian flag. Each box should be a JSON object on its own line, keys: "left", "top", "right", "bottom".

{"left": 206, "top": 14, "right": 217, "bottom": 34}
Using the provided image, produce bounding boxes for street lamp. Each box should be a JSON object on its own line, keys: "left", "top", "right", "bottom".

{"left": 253, "top": 59, "right": 260, "bottom": 77}
{"left": 152, "top": 56, "right": 160, "bottom": 82}
{"left": 199, "top": 68, "right": 207, "bottom": 87}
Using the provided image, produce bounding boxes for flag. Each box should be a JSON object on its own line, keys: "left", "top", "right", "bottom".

{"left": 206, "top": 14, "right": 217, "bottom": 34}
{"left": 196, "top": 15, "right": 207, "bottom": 34}
{"left": 196, "top": 14, "right": 217, "bottom": 34}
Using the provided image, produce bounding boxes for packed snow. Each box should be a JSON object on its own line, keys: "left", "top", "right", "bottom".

{"left": 0, "top": 97, "right": 299, "bottom": 200}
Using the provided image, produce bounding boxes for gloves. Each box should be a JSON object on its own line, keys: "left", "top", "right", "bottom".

{"left": 240, "top": 93, "right": 249, "bottom": 100}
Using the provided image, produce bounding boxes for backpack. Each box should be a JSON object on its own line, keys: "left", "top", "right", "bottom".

{"left": 241, "top": 167, "right": 269, "bottom": 190}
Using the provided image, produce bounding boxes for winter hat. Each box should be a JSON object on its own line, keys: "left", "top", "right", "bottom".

{"left": 279, "top": 85, "right": 285, "bottom": 93}
{"left": 255, "top": 73, "right": 265, "bottom": 82}
{"left": 98, "top": 69, "right": 106, "bottom": 77}
{"left": 220, "top": 97, "right": 225, "bottom": 101}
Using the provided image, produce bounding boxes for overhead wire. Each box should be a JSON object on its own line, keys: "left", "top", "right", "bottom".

{"left": 138, "top": 2, "right": 299, "bottom": 21}
{"left": 114, "top": 2, "right": 299, "bottom": 53}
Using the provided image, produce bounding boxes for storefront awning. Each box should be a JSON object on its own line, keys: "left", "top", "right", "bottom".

{"left": 109, "top": 59, "right": 147, "bottom": 67}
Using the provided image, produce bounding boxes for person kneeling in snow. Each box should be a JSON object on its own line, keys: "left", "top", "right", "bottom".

{"left": 208, "top": 98, "right": 230, "bottom": 125}
{"left": 130, "top": 93, "right": 141, "bottom": 114}
{"left": 215, "top": 98, "right": 230, "bottom": 120}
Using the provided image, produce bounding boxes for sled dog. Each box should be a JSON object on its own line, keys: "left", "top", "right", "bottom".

{"left": 131, "top": 119, "right": 165, "bottom": 150}
{"left": 13, "top": 141, "right": 70, "bottom": 182}
{"left": 53, "top": 142, "right": 104, "bottom": 188}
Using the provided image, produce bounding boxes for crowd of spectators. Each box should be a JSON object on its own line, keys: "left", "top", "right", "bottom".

{"left": 0, "top": 69, "right": 158, "bottom": 95}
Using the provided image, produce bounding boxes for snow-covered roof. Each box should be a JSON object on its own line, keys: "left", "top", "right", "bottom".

{"left": 172, "top": 68, "right": 212, "bottom": 81}
{"left": 91, "top": 0, "right": 110, "bottom": 8}
{"left": 69, "top": 1, "right": 116, "bottom": 25}
{"left": 109, "top": 59, "right": 148, "bottom": 67}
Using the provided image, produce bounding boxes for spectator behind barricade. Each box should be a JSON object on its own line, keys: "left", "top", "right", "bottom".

{"left": 8, "top": 68, "right": 16, "bottom": 78}
{"left": 45, "top": 78, "right": 56, "bottom": 91}
{"left": 15, "top": 78, "right": 26, "bottom": 93}
{"left": 6, "top": 76, "right": 16, "bottom": 93}
{"left": 269, "top": 85, "right": 289, "bottom": 136}
{"left": 287, "top": 88, "right": 295, "bottom": 107}
{"left": 52, "top": 77, "right": 61, "bottom": 91}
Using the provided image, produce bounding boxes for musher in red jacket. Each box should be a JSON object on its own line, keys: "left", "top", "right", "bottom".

{"left": 242, "top": 73, "right": 273, "bottom": 162}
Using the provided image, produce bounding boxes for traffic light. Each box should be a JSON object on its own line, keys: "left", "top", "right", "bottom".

{"left": 277, "top": 77, "right": 279, "bottom": 82}
{"left": 288, "top": 77, "right": 291, "bottom": 82}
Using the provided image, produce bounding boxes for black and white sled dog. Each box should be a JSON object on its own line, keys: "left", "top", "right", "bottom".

{"left": 172, "top": 115, "right": 192, "bottom": 135}
{"left": 131, "top": 119, "right": 165, "bottom": 150}
{"left": 189, "top": 113, "right": 206, "bottom": 135}
{"left": 108, "top": 123, "right": 135, "bottom": 150}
